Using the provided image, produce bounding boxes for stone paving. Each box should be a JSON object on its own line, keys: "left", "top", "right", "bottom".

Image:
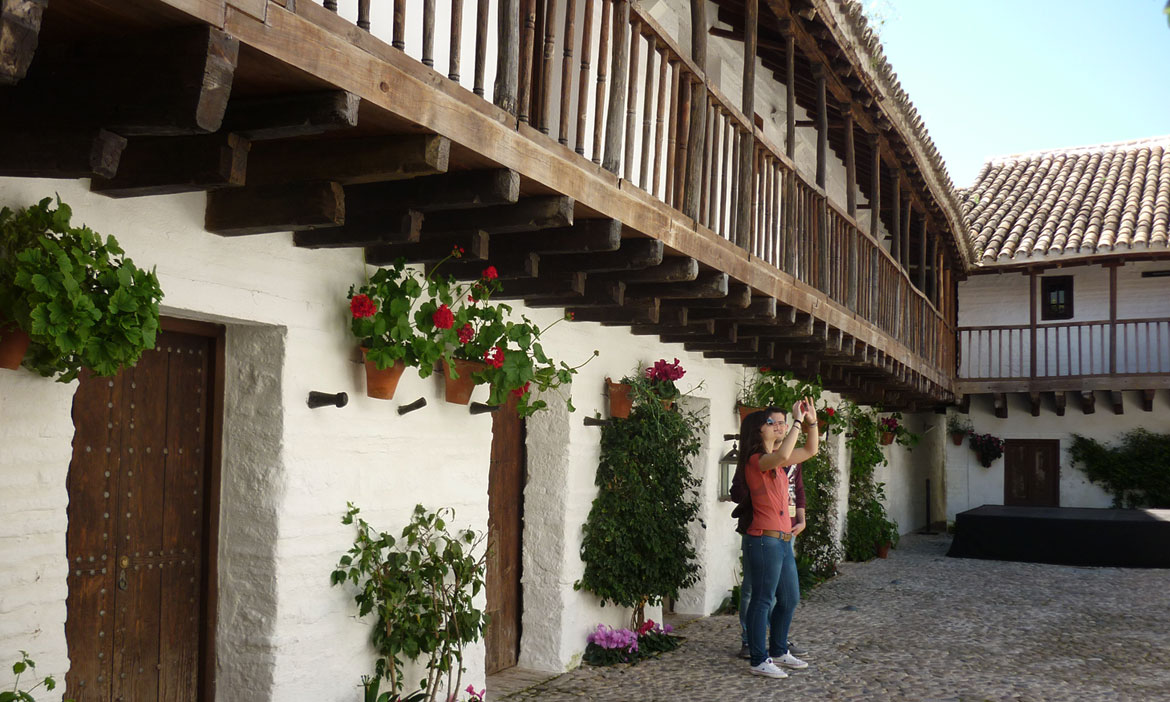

{"left": 501, "top": 533, "right": 1170, "bottom": 701}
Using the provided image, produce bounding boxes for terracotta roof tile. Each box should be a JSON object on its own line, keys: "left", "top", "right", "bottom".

{"left": 960, "top": 136, "right": 1170, "bottom": 264}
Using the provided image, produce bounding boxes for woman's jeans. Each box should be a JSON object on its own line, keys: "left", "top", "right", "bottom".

{"left": 743, "top": 534, "right": 800, "bottom": 666}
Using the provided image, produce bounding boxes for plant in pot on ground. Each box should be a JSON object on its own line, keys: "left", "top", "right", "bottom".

{"left": 332, "top": 503, "right": 488, "bottom": 702}
{"left": 0, "top": 196, "right": 163, "bottom": 381}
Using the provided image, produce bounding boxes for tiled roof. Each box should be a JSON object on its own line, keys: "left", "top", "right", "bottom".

{"left": 961, "top": 136, "right": 1170, "bottom": 265}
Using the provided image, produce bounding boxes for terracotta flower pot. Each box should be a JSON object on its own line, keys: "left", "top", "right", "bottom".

{"left": 879, "top": 431, "right": 895, "bottom": 446}
{"left": 0, "top": 324, "right": 31, "bottom": 371}
{"left": 817, "top": 418, "right": 828, "bottom": 434}
{"left": 951, "top": 432, "right": 965, "bottom": 446}
{"left": 606, "top": 378, "right": 633, "bottom": 419}
{"left": 362, "top": 350, "right": 406, "bottom": 400}
{"left": 443, "top": 358, "right": 487, "bottom": 405}
{"left": 737, "top": 405, "right": 764, "bottom": 423}
{"left": 876, "top": 541, "right": 892, "bottom": 559}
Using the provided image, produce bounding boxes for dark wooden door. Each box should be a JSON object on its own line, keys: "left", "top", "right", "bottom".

{"left": 485, "top": 397, "right": 524, "bottom": 674}
{"left": 65, "top": 330, "right": 215, "bottom": 702}
{"left": 1004, "top": 439, "right": 1060, "bottom": 507}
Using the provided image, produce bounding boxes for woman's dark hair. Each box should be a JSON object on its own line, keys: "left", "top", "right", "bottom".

{"left": 736, "top": 405, "right": 786, "bottom": 474}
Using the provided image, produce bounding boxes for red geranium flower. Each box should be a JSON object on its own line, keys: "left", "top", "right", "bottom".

{"left": 457, "top": 323, "right": 475, "bottom": 344}
{"left": 482, "top": 266, "right": 499, "bottom": 280}
{"left": 760, "top": 366, "right": 771, "bottom": 373}
{"left": 484, "top": 346, "right": 505, "bottom": 369}
{"left": 566, "top": 311, "right": 575, "bottom": 321}
{"left": 826, "top": 407, "right": 836, "bottom": 417}
{"left": 432, "top": 304, "right": 455, "bottom": 330}
{"left": 511, "top": 381, "right": 531, "bottom": 398}
{"left": 350, "top": 294, "right": 377, "bottom": 319}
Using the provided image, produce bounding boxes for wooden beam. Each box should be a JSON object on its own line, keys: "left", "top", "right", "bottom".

{"left": 631, "top": 318, "right": 714, "bottom": 336}
{"left": 91, "top": 133, "right": 250, "bottom": 197}
{"left": 571, "top": 297, "right": 659, "bottom": 325}
{"left": 206, "top": 181, "right": 345, "bottom": 236}
{"left": 344, "top": 168, "right": 519, "bottom": 215}
{"left": 244, "top": 134, "right": 451, "bottom": 186}
{"left": 1053, "top": 391, "right": 1066, "bottom": 417}
{"left": 442, "top": 252, "right": 539, "bottom": 280}
{"left": 493, "top": 272, "right": 586, "bottom": 300}
{"left": 7, "top": 26, "right": 239, "bottom": 136}
{"left": 221, "top": 90, "right": 360, "bottom": 140}
{"left": 1110, "top": 390, "right": 1124, "bottom": 415}
{"left": 423, "top": 195, "right": 574, "bottom": 235}
{"left": 1141, "top": 389, "right": 1155, "bottom": 412}
{"left": 1080, "top": 391, "right": 1095, "bottom": 415}
{"left": 0, "top": 0, "right": 47, "bottom": 86}
{"left": 492, "top": 218, "right": 622, "bottom": 255}
{"left": 0, "top": 128, "right": 125, "bottom": 179}
{"left": 626, "top": 272, "right": 728, "bottom": 300}
{"left": 678, "top": 283, "right": 752, "bottom": 309}
{"left": 595, "top": 255, "right": 697, "bottom": 283}
{"left": 683, "top": 295, "right": 774, "bottom": 320}
{"left": 686, "top": 337, "right": 758, "bottom": 354}
{"left": 526, "top": 279, "right": 625, "bottom": 308}
{"left": 294, "top": 209, "right": 424, "bottom": 249}
{"left": 540, "top": 238, "right": 663, "bottom": 274}
{"left": 1029, "top": 391, "right": 1041, "bottom": 417}
{"left": 364, "top": 229, "right": 489, "bottom": 264}
{"left": 993, "top": 393, "right": 1007, "bottom": 419}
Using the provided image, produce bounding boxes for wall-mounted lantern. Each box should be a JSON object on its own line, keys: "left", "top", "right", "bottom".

{"left": 718, "top": 442, "right": 739, "bottom": 501}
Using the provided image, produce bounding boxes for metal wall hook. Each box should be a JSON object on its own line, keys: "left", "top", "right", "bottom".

{"left": 723, "top": 433, "right": 740, "bottom": 441}
{"left": 307, "top": 391, "right": 348, "bottom": 409}
{"left": 583, "top": 416, "right": 612, "bottom": 427}
{"left": 397, "top": 397, "right": 427, "bottom": 415}
{"left": 469, "top": 402, "right": 500, "bottom": 415}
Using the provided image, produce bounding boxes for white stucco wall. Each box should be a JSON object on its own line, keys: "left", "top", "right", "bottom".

{"left": 943, "top": 392, "right": 1170, "bottom": 521}
{"left": 871, "top": 412, "right": 943, "bottom": 538}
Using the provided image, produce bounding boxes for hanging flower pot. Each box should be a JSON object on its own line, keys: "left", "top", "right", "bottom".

{"left": 951, "top": 432, "right": 966, "bottom": 446}
{"left": 817, "top": 418, "right": 828, "bottom": 434}
{"left": 879, "top": 431, "right": 895, "bottom": 446}
{"left": 362, "top": 349, "right": 407, "bottom": 400}
{"left": 0, "top": 324, "right": 31, "bottom": 371}
{"left": 606, "top": 377, "right": 633, "bottom": 419}
{"left": 737, "top": 404, "right": 764, "bottom": 423}
{"left": 443, "top": 358, "right": 487, "bottom": 405}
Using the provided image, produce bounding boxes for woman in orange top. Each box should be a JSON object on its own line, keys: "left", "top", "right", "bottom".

{"left": 739, "top": 399, "right": 818, "bottom": 679}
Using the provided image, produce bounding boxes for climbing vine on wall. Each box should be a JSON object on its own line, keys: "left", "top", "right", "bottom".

{"left": 1069, "top": 430, "right": 1170, "bottom": 508}
{"left": 575, "top": 397, "right": 706, "bottom": 626}
{"left": 795, "top": 447, "right": 843, "bottom": 590}
{"left": 842, "top": 404, "right": 905, "bottom": 561}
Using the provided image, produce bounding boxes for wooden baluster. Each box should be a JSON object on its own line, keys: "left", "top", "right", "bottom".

{"left": 532, "top": 0, "right": 546, "bottom": 123}
{"left": 518, "top": 0, "right": 537, "bottom": 124}
{"left": 720, "top": 116, "right": 731, "bottom": 238}
{"left": 449, "top": 0, "right": 463, "bottom": 81}
{"left": 683, "top": 0, "right": 707, "bottom": 221}
{"left": 767, "top": 157, "right": 777, "bottom": 264}
{"left": 622, "top": 20, "right": 641, "bottom": 179}
{"left": 358, "top": 0, "right": 371, "bottom": 30}
{"left": 729, "top": 127, "right": 740, "bottom": 238}
{"left": 558, "top": 0, "right": 577, "bottom": 144}
{"left": 712, "top": 111, "right": 724, "bottom": 234}
{"left": 474, "top": 0, "right": 490, "bottom": 95}
{"left": 324, "top": 0, "right": 337, "bottom": 12}
{"left": 664, "top": 59, "right": 679, "bottom": 205}
{"left": 494, "top": 0, "right": 520, "bottom": 114}
{"left": 735, "top": 0, "right": 757, "bottom": 249}
{"left": 394, "top": 0, "right": 407, "bottom": 49}
{"left": 638, "top": 33, "right": 656, "bottom": 190}
{"left": 651, "top": 49, "right": 668, "bottom": 195}
{"left": 917, "top": 218, "right": 928, "bottom": 291}
{"left": 539, "top": 0, "right": 560, "bottom": 134}
{"left": 591, "top": 0, "right": 612, "bottom": 164}
{"left": 674, "top": 76, "right": 691, "bottom": 206}
{"left": 574, "top": 0, "right": 594, "bottom": 153}
{"left": 423, "top": 0, "right": 436, "bottom": 66}
{"left": 700, "top": 99, "right": 713, "bottom": 226}
{"left": 601, "top": 0, "right": 629, "bottom": 173}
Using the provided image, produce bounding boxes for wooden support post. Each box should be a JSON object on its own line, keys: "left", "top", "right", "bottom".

{"left": 221, "top": 91, "right": 360, "bottom": 141}
{"left": 1, "top": 0, "right": 49, "bottom": 86}
{"left": 91, "top": 133, "right": 250, "bottom": 197}
{"left": 844, "top": 112, "right": 856, "bottom": 216}
{"left": 205, "top": 182, "right": 345, "bottom": 236}
{"left": 814, "top": 66, "right": 827, "bottom": 190}
{"left": 868, "top": 134, "right": 881, "bottom": 318}
{"left": 1109, "top": 263, "right": 1118, "bottom": 374}
{"left": 891, "top": 176, "right": 901, "bottom": 264}
{"left": 683, "top": 0, "right": 707, "bottom": 220}
{"left": 917, "top": 217, "right": 927, "bottom": 292}
{"left": 494, "top": 0, "right": 520, "bottom": 114}
{"left": 927, "top": 229, "right": 938, "bottom": 304}
{"left": 1029, "top": 270, "right": 1038, "bottom": 379}
{"left": 602, "top": 0, "right": 630, "bottom": 174}
{"left": 734, "top": 0, "right": 757, "bottom": 250}
{"left": 785, "top": 33, "right": 795, "bottom": 159}
{"left": 901, "top": 196, "right": 911, "bottom": 269}
{"left": 0, "top": 128, "right": 126, "bottom": 179}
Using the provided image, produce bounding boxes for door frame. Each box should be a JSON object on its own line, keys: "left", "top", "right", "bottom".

{"left": 1003, "top": 438, "right": 1060, "bottom": 508}
{"left": 160, "top": 317, "right": 225, "bottom": 702}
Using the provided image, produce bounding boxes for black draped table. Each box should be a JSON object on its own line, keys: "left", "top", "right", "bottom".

{"left": 947, "top": 504, "right": 1170, "bottom": 568}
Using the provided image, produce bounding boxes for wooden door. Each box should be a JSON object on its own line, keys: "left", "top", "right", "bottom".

{"left": 1004, "top": 439, "right": 1060, "bottom": 507}
{"left": 484, "top": 397, "right": 525, "bottom": 674}
{"left": 65, "top": 329, "right": 216, "bottom": 702}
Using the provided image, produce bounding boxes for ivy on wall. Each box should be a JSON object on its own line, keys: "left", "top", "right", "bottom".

{"left": 575, "top": 398, "right": 706, "bottom": 626}
{"left": 795, "top": 447, "right": 843, "bottom": 590}
{"left": 1069, "top": 430, "right": 1170, "bottom": 508}
{"left": 842, "top": 405, "right": 904, "bottom": 561}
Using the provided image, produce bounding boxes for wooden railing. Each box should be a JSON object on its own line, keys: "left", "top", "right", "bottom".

{"left": 959, "top": 318, "right": 1170, "bottom": 380}
{"left": 315, "top": 0, "right": 953, "bottom": 375}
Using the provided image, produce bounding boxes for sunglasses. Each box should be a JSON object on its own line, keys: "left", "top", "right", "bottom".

{"left": 763, "top": 417, "right": 788, "bottom": 426}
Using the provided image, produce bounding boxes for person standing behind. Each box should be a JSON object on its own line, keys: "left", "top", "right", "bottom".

{"left": 736, "top": 399, "right": 818, "bottom": 679}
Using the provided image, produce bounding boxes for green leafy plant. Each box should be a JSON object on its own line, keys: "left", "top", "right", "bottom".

{"left": 843, "top": 405, "right": 901, "bottom": 561}
{"left": 796, "top": 446, "right": 843, "bottom": 589}
{"left": 738, "top": 367, "right": 823, "bottom": 411}
{"left": 1, "top": 651, "right": 71, "bottom": 702}
{"left": 945, "top": 413, "right": 973, "bottom": 437}
{"left": 575, "top": 397, "right": 705, "bottom": 627}
{"left": 0, "top": 196, "right": 163, "bottom": 382}
{"left": 1069, "top": 430, "right": 1170, "bottom": 508}
{"left": 332, "top": 504, "right": 488, "bottom": 702}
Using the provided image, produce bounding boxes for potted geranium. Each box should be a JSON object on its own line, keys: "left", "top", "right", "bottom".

{"left": 0, "top": 197, "right": 163, "bottom": 381}
{"left": 969, "top": 432, "right": 1005, "bottom": 467}
{"left": 946, "top": 414, "right": 974, "bottom": 446}
{"left": 737, "top": 367, "right": 824, "bottom": 423}
{"left": 421, "top": 260, "right": 506, "bottom": 405}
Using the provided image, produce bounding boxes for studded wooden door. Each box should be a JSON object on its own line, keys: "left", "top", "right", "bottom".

{"left": 1004, "top": 439, "right": 1060, "bottom": 508}
{"left": 65, "top": 329, "right": 215, "bottom": 702}
{"left": 484, "top": 397, "right": 524, "bottom": 674}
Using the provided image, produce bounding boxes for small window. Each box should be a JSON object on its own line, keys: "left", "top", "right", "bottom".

{"left": 1040, "top": 276, "right": 1073, "bottom": 320}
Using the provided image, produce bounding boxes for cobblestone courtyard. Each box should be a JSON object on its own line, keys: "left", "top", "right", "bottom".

{"left": 500, "top": 534, "right": 1170, "bottom": 701}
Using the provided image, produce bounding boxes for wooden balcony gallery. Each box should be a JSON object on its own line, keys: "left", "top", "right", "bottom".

{"left": 0, "top": 0, "right": 975, "bottom": 407}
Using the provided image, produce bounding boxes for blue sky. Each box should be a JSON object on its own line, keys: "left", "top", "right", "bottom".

{"left": 873, "top": 1, "right": 1170, "bottom": 189}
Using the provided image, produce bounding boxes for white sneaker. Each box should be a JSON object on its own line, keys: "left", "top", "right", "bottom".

{"left": 749, "top": 657, "right": 788, "bottom": 679}
{"left": 774, "top": 652, "right": 808, "bottom": 669}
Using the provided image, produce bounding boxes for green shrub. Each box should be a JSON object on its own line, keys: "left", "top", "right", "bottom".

{"left": 1069, "top": 430, "right": 1170, "bottom": 508}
